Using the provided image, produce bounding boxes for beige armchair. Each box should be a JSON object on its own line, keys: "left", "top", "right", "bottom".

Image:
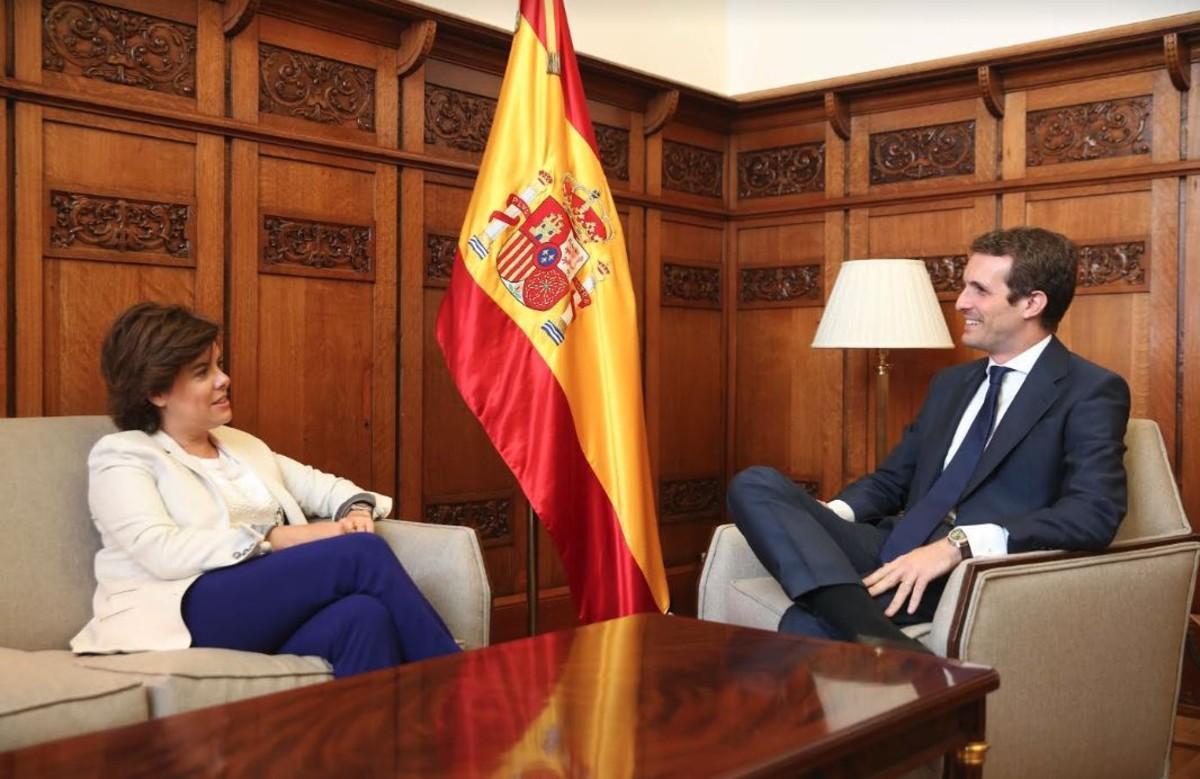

{"left": 0, "top": 415, "right": 491, "bottom": 752}
{"left": 698, "top": 419, "right": 1199, "bottom": 778}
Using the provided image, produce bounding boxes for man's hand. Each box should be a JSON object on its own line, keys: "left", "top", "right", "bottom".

{"left": 862, "top": 539, "right": 963, "bottom": 617}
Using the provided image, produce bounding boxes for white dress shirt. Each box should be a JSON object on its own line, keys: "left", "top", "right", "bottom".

{"left": 827, "top": 335, "right": 1054, "bottom": 558}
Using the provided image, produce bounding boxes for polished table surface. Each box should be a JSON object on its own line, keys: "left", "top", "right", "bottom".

{"left": 0, "top": 614, "right": 998, "bottom": 778}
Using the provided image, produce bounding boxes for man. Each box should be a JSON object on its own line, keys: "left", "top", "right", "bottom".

{"left": 727, "top": 226, "right": 1129, "bottom": 652}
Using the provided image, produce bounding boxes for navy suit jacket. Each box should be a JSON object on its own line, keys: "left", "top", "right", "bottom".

{"left": 836, "top": 337, "right": 1130, "bottom": 553}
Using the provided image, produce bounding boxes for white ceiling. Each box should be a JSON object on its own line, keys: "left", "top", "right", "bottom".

{"left": 417, "top": 0, "right": 1200, "bottom": 96}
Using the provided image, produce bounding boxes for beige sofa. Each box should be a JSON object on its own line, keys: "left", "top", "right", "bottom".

{"left": 699, "top": 419, "right": 1200, "bottom": 779}
{"left": 0, "top": 416, "right": 491, "bottom": 752}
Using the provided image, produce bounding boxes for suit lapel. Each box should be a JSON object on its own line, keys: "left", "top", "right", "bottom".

{"left": 960, "top": 337, "right": 1068, "bottom": 498}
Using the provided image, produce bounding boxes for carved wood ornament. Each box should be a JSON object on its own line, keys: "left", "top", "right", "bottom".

{"left": 824, "top": 92, "right": 851, "bottom": 140}
{"left": 259, "top": 44, "right": 376, "bottom": 132}
{"left": 921, "top": 254, "right": 969, "bottom": 299}
{"left": 1025, "top": 96, "right": 1151, "bottom": 167}
{"left": 977, "top": 65, "right": 1005, "bottom": 119}
{"left": 662, "top": 263, "right": 721, "bottom": 308}
{"left": 662, "top": 140, "right": 723, "bottom": 198}
{"left": 737, "top": 143, "right": 825, "bottom": 199}
{"left": 660, "top": 478, "right": 721, "bottom": 519}
{"left": 869, "top": 120, "right": 975, "bottom": 184}
{"left": 222, "top": 0, "right": 259, "bottom": 37}
{"left": 424, "top": 233, "right": 457, "bottom": 287}
{"left": 397, "top": 20, "right": 437, "bottom": 79}
{"left": 50, "top": 191, "right": 191, "bottom": 259}
{"left": 594, "top": 123, "right": 631, "bottom": 182}
{"left": 1164, "top": 33, "right": 1191, "bottom": 92}
{"left": 424, "top": 84, "right": 497, "bottom": 153}
{"left": 261, "top": 215, "right": 373, "bottom": 278}
{"left": 424, "top": 497, "right": 511, "bottom": 544}
{"left": 42, "top": 0, "right": 197, "bottom": 98}
{"left": 644, "top": 89, "right": 679, "bottom": 135}
{"left": 739, "top": 264, "right": 823, "bottom": 307}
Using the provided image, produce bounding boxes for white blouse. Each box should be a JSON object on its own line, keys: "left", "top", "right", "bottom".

{"left": 195, "top": 447, "right": 284, "bottom": 529}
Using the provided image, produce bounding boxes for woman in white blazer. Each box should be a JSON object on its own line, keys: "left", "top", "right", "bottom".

{"left": 70, "top": 302, "right": 459, "bottom": 676}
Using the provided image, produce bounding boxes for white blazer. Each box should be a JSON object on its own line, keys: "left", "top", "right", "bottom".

{"left": 70, "top": 426, "right": 392, "bottom": 654}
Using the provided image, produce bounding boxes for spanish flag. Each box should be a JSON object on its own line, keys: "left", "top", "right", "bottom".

{"left": 436, "top": 0, "right": 669, "bottom": 621}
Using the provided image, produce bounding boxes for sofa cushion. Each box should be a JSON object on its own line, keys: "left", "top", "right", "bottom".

{"left": 728, "top": 577, "right": 933, "bottom": 644}
{"left": 0, "top": 648, "right": 148, "bottom": 752}
{"left": 76, "top": 649, "right": 331, "bottom": 717}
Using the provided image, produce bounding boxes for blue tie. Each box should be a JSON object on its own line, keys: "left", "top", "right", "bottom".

{"left": 879, "top": 365, "right": 1013, "bottom": 562}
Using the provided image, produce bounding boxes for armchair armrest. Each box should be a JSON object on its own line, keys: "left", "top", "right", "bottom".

{"left": 373, "top": 519, "right": 492, "bottom": 649}
{"left": 930, "top": 535, "right": 1200, "bottom": 779}
{"left": 698, "top": 524, "right": 770, "bottom": 623}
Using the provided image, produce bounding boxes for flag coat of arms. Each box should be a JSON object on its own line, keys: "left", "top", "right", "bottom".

{"left": 436, "top": 0, "right": 669, "bottom": 621}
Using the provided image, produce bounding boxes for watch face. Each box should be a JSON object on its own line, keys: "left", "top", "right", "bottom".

{"left": 948, "top": 527, "right": 967, "bottom": 545}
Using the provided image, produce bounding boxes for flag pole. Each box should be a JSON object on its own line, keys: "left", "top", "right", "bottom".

{"left": 527, "top": 505, "right": 539, "bottom": 635}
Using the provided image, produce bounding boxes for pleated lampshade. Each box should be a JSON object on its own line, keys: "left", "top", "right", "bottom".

{"left": 812, "top": 259, "right": 954, "bottom": 350}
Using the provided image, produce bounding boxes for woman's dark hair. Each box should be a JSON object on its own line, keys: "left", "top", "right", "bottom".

{"left": 969, "top": 226, "right": 1079, "bottom": 331}
{"left": 100, "top": 302, "right": 219, "bottom": 433}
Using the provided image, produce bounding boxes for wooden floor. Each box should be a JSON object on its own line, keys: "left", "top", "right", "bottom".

{"left": 1173, "top": 717, "right": 1200, "bottom": 777}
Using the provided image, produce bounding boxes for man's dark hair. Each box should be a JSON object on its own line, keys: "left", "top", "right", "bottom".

{"left": 100, "top": 302, "right": 219, "bottom": 433}
{"left": 969, "top": 226, "right": 1078, "bottom": 331}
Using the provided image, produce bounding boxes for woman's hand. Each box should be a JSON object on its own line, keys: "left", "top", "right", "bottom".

{"left": 337, "top": 508, "right": 375, "bottom": 535}
{"left": 265, "top": 521, "right": 345, "bottom": 550}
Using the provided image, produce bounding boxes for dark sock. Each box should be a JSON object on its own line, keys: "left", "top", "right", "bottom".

{"left": 801, "top": 583, "right": 932, "bottom": 654}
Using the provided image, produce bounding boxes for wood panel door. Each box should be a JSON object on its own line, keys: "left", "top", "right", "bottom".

{"left": 227, "top": 141, "right": 397, "bottom": 499}
{"left": 14, "top": 106, "right": 224, "bottom": 417}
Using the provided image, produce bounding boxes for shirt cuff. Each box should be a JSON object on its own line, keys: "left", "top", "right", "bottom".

{"left": 824, "top": 499, "right": 856, "bottom": 522}
{"left": 958, "top": 523, "right": 1009, "bottom": 557}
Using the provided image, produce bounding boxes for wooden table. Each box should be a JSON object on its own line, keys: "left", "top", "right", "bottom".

{"left": 0, "top": 614, "right": 998, "bottom": 778}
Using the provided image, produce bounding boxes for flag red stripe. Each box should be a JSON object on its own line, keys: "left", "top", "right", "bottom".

{"left": 518, "top": 0, "right": 599, "bottom": 156}
{"left": 437, "top": 249, "right": 659, "bottom": 620}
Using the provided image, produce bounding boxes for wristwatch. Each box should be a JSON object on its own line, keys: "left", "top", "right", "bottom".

{"left": 947, "top": 526, "right": 973, "bottom": 560}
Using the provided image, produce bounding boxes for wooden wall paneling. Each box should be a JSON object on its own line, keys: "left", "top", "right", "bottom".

{"left": 1179, "top": 58, "right": 1199, "bottom": 532}
{"left": 588, "top": 99, "right": 635, "bottom": 193}
{"left": 35, "top": 0, "right": 204, "bottom": 112}
{"left": 228, "top": 11, "right": 260, "bottom": 122}
{"left": 247, "top": 144, "right": 388, "bottom": 493}
{"left": 255, "top": 15, "right": 384, "bottom": 144}
{"left": 371, "top": 162, "right": 398, "bottom": 499}
{"left": 420, "top": 177, "right": 530, "bottom": 640}
{"left": 733, "top": 215, "right": 834, "bottom": 499}
{"left": 20, "top": 108, "right": 209, "bottom": 416}
{"left": 843, "top": 206, "right": 870, "bottom": 477}
{"left": 658, "top": 214, "right": 725, "bottom": 611}
{"left": 732, "top": 120, "right": 827, "bottom": 213}
{"left": 1019, "top": 71, "right": 1172, "bottom": 181}
{"left": 1022, "top": 181, "right": 1157, "bottom": 425}
{"left": 859, "top": 196, "right": 994, "bottom": 459}
{"left": 228, "top": 139, "right": 259, "bottom": 433}
{"left": 193, "top": 133, "right": 224, "bottom": 320}
{"left": 0, "top": 100, "right": 8, "bottom": 415}
{"left": 14, "top": 103, "right": 43, "bottom": 416}
{"left": 422, "top": 59, "right": 501, "bottom": 166}
{"left": 849, "top": 98, "right": 981, "bottom": 197}
{"left": 1184, "top": 172, "right": 1200, "bottom": 532}
{"left": 397, "top": 164, "right": 424, "bottom": 520}
{"left": 660, "top": 124, "right": 727, "bottom": 209}
{"left": 194, "top": 0, "right": 225, "bottom": 116}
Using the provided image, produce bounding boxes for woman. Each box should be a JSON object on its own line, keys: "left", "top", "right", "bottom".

{"left": 70, "top": 302, "right": 460, "bottom": 676}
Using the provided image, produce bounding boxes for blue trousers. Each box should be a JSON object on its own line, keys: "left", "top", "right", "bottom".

{"left": 182, "top": 533, "right": 460, "bottom": 678}
{"left": 727, "top": 466, "right": 944, "bottom": 639}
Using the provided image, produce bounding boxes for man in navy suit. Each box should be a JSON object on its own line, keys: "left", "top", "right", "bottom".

{"left": 727, "top": 226, "right": 1130, "bottom": 652}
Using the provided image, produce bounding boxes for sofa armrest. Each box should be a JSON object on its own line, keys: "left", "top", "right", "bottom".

{"left": 932, "top": 536, "right": 1200, "bottom": 779}
{"left": 698, "top": 524, "right": 770, "bottom": 624}
{"left": 373, "top": 519, "right": 491, "bottom": 649}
